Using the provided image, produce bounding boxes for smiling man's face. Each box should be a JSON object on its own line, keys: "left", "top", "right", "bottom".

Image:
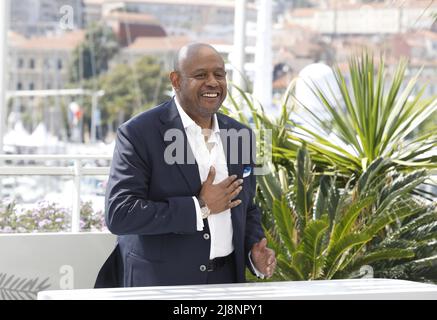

{"left": 171, "top": 45, "right": 227, "bottom": 119}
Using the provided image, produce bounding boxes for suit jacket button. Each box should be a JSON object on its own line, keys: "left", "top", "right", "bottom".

{"left": 200, "top": 265, "right": 207, "bottom": 272}
{"left": 203, "top": 233, "right": 210, "bottom": 240}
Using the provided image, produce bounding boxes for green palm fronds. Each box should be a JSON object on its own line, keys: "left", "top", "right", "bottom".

{"left": 254, "top": 148, "right": 436, "bottom": 281}
{"left": 287, "top": 52, "right": 437, "bottom": 177}
{"left": 226, "top": 51, "right": 436, "bottom": 283}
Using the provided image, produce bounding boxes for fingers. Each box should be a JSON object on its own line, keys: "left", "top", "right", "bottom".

{"left": 253, "top": 238, "right": 269, "bottom": 253}
{"left": 223, "top": 179, "right": 243, "bottom": 204}
{"left": 267, "top": 248, "right": 275, "bottom": 265}
{"left": 204, "top": 166, "right": 216, "bottom": 185}
{"left": 265, "top": 259, "right": 277, "bottom": 278}
{"left": 205, "top": 173, "right": 242, "bottom": 214}
{"left": 217, "top": 174, "right": 238, "bottom": 188}
{"left": 226, "top": 178, "right": 243, "bottom": 193}
{"left": 229, "top": 185, "right": 243, "bottom": 199}
{"left": 265, "top": 249, "right": 276, "bottom": 278}
{"left": 258, "top": 238, "right": 267, "bottom": 249}
{"left": 227, "top": 199, "right": 242, "bottom": 209}
{"left": 250, "top": 241, "right": 276, "bottom": 279}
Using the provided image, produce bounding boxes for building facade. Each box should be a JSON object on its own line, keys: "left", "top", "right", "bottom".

{"left": 102, "top": 0, "right": 257, "bottom": 42}
{"left": 8, "top": 30, "right": 85, "bottom": 92}
{"left": 285, "top": 2, "right": 437, "bottom": 35}
{"left": 11, "top": 0, "right": 84, "bottom": 36}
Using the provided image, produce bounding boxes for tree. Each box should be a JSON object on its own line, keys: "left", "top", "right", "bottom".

{"left": 69, "top": 23, "right": 119, "bottom": 83}
{"left": 99, "top": 56, "right": 171, "bottom": 135}
{"left": 66, "top": 26, "right": 170, "bottom": 142}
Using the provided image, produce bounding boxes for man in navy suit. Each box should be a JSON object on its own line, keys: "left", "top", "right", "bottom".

{"left": 95, "top": 43, "right": 276, "bottom": 287}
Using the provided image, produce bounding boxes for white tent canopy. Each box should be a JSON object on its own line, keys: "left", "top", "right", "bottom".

{"left": 3, "top": 121, "right": 32, "bottom": 147}
{"left": 28, "top": 122, "right": 60, "bottom": 147}
{"left": 3, "top": 121, "right": 63, "bottom": 153}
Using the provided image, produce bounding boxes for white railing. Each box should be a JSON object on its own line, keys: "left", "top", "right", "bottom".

{"left": 0, "top": 154, "right": 111, "bottom": 232}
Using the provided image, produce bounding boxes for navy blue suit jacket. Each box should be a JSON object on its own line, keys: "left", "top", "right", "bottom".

{"left": 95, "top": 99, "right": 265, "bottom": 287}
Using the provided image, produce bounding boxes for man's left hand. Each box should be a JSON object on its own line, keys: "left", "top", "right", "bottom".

{"left": 251, "top": 238, "right": 277, "bottom": 278}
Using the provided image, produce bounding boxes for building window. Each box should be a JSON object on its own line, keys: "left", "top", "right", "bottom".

{"left": 29, "top": 83, "right": 34, "bottom": 90}
{"left": 57, "top": 59, "right": 62, "bottom": 70}
{"left": 29, "top": 59, "right": 35, "bottom": 69}
{"left": 18, "top": 58, "right": 24, "bottom": 69}
{"left": 17, "top": 82, "right": 22, "bottom": 90}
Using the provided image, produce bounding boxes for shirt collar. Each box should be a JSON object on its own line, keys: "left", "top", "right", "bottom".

{"left": 174, "top": 97, "right": 220, "bottom": 135}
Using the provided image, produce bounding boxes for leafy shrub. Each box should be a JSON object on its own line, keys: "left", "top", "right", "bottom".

{"left": 0, "top": 200, "right": 106, "bottom": 233}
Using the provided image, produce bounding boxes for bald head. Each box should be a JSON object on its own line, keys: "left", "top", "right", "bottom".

{"left": 173, "top": 43, "right": 222, "bottom": 72}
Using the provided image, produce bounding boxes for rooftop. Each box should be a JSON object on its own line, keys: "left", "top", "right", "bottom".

{"left": 8, "top": 30, "right": 85, "bottom": 51}
{"left": 290, "top": 1, "right": 437, "bottom": 13}
{"left": 104, "top": 11, "right": 161, "bottom": 25}
{"left": 124, "top": 35, "right": 191, "bottom": 51}
{"left": 106, "top": 0, "right": 236, "bottom": 8}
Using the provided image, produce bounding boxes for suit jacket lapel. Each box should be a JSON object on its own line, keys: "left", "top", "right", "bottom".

{"left": 159, "top": 100, "right": 202, "bottom": 196}
{"left": 158, "top": 103, "right": 244, "bottom": 198}
{"left": 217, "top": 113, "right": 244, "bottom": 240}
{"left": 217, "top": 113, "right": 243, "bottom": 179}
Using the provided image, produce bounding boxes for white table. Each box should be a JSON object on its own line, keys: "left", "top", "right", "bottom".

{"left": 37, "top": 279, "right": 437, "bottom": 300}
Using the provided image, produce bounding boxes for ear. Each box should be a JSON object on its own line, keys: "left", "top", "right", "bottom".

{"left": 169, "top": 71, "right": 180, "bottom": 91}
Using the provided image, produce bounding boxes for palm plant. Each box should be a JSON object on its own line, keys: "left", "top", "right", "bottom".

{"left": 223, "top": 51, "right": 437, "bottom": 282}
{"left": 254, "top": 148, "right": 436, "bottom": 281}
{"left": 285, "top": 53, "right": 437, "bottom": 179}
{"left": 224, "top": 52, "right": 436, "bottom": 200}
{"left": 223, "top": 82, "right": 303, "bottom": 197}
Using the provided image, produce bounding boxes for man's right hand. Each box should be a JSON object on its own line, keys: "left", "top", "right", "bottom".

{"left": 199, "top": 166, "right": 243, "bottom": 214}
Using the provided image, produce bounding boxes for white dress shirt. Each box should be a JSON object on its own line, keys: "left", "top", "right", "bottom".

{"left": 174, "top": 98, "right": 265, "bottom": 278}
{"left": 175, "top": 98, "right": 234, "bottom": 259}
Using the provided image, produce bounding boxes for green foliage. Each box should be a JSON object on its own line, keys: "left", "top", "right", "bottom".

{"left": 67, "top": 22, "right": 171, "bottom": 128}
{"left": 255, "top": 148, "right": 435, "bottom": 281}
{"left": 69, "top": 22, "right": 119, "bottom": 82}
{"left": 286, "top": 53, "right": 437, "bottom": 178}
{"left": 66, "top": 55, "right": 171, "bottom": 139}
{"left": 223, "top": 52, "right": 436, "bottom": 282}
{"left": 99, "top": 56, "right": 171, "bottom": 127}
{"left": 0, "top": 200, "right": 106, "bottom": 233}
{"left": 415, "top": 111, "right": 437, "bottom": 138}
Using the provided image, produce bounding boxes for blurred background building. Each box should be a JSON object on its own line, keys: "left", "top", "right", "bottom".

{"left": 1, "top": 0, "right": 435, "bottom": 150}
{"left": 0, "top": 1, "right": 435, "bottom": 294}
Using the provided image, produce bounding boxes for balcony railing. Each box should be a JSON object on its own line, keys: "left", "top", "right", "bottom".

{"left": 0, "top": 154, "right": 111, "bottom": 232}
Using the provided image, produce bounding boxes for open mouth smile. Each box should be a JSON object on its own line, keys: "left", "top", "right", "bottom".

{"left": 201, "top": 92, "right": 220, "bottom": 98}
